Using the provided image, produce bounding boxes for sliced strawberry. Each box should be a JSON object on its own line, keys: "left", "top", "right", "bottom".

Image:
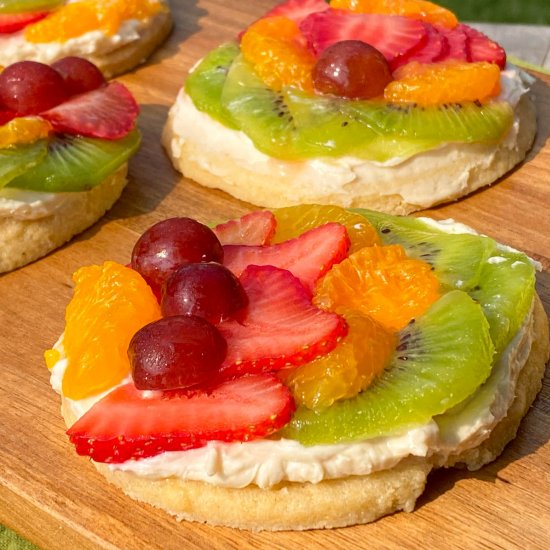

{"left": 392, "top": 23, "right": 448, "bottom": 69}
{"left": 265, "top": 0, "right": 329, "bottom": 25}
{"left": 300, "top": 10, "right": 426, "bottom": 64}
{"left": 67, "top": 374, "right": 294, "bottom": 463}
{"left": 436, "top": 24, "right": 468, "bottom": 62}
{"left": 219, "top": 265, "right": 348, "bottom": 378}
{"left": 0, "top": 11, "right": 49, "bottom": 34}
{"left": 0, "top": 110, "right": 16, "bottom": 126}
{"left": 223, "top": 222, "right": 350, "bottom": 294}
{"left": 461, "top": 24, "right": 506, "bottom": 69}
{"left": 213, "top": 210, "right": 276, "bottom": 246}
{"left": 40, "top": 82, "right": 139, "bottom": 140}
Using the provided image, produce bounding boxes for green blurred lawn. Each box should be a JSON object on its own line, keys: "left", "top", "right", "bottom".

{"left": 439, "top": 0, "right": 550, "bottom": 25}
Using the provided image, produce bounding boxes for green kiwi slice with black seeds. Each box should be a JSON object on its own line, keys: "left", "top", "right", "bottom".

{"left": 354, "top": 208, "right": 497, "bottom": 291}
{"left": 7, "top": 130, "right": 141, "bottom": 193}
{"left": 283, "top": 290, "right": 494, "bottom": 445}
{"left": 186, "top": 49, "right": 515, "bottom": 161}
{"left": 0, "top": 140, "right": 47, "bottom": 189}
{"left": 184, "top": 42, "right": 240, "bottom": 129}
{"left": 356, "top": 208, "right": 536, "bottom": 353}
{"left": 470, "top": 249, "right": 536, "bottom": 354}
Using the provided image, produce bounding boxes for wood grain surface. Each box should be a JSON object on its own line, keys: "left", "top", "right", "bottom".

{"left": 1, "top": 1, "right": 550, "bottom": 548}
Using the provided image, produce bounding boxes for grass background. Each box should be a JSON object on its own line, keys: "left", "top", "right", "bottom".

{"left": 439, "top": 0, "right": 550, "bottom": 25}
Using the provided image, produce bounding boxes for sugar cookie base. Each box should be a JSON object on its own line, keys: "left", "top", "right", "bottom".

{"left": 0, "top": 166, "right": 128, "bottom": 273}
{"left": 89, "top": 10, "right": 173, "bottom": 78}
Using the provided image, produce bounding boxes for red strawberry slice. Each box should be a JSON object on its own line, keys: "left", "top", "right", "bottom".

{"left": 0, "top": 11, "right": 49, "bottom": 34}
{"left": 223, "top": 222, "right": 350, "bottom": 294}
{"left": 214, "top": 210, "right": 276, "bottom": 246}
{"left": 0, "top": 110, "right": 16, "bottom": 126}
{"left": 40, "top": 82, "right": 139, "bottom": 140}
{"left": 67, "top": 374, "right": 294, "bottom": 463}
{"left": 300, "top": 10, "right": 427, "bottom": 64}
{"left": 265, "top": 0, "right": 329, "bottom": 25}
{"left": 219, "top": 265, "right": 348, "bottom": 378}
{"left": 461, "top": 24, "right": 506, "bottom": 69}
{"left": 392, "top": 23, "right": 448, "bottom": 69}
{"left": 436, "top": 24, "right": 468, "bottom": 62}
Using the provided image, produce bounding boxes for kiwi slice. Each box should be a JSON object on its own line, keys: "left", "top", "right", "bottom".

{"left": 0, "top": 140, "right": 47, "bottom": 189}
{"left": 435, "top": 252, "right": 536, "bottom": 442}
{"left": 345, "top": 99, "right": 514, "bottom": 145}
{"left": 286, "top": 88, "right": 443, "bottom": 160}
{"left": 184, "top": 42, "right": 240, "bottom": 129}
{"left": 220, "top": 54, "right": 297, "bottom": 155}
{"left": 210, "top": 53, "right": 514, "bottom": 161}
{"left": 283, "top": 290, "right": 494, "bottom": 445}
{"left": 435, "top": 340, "right": 519, "bottom": 447}
{"left": 470, "top": 250, "right": 535, "bottom": 354}
{"left": 354, "top": 208, "right": 497, "bottom": 291}
{"left": 0, "top": 0, "right": 64, "bottom": 13}
{"left": 7, "top": 130, "right": 141, "bottom": 193}
{"left": 220, "top": 56, "right": 438, "bottom": 161}
{"left": 356, "top": 208, "right": 536, "bottom": 352}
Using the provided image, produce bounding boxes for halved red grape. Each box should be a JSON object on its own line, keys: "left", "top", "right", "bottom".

{"left": 0, "top": 61, "right": 68, "bottom": 114}
{"left": 129, "top": 315, "right": 227, "bottom": 391}
{"left": 312, "top": 40, "right": 393, "bottom": 99}
{"left": 52, "top": 56, "right": 106, "bottom": 96}
{"left": 162, "top": 262, "right": 248, "bottom": 323}
{"left": 131, "top": 218, "right": 224, "bottom": 297}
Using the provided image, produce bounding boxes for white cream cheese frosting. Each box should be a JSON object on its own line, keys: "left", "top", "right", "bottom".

{"left": 0, "top": 18, "right": 146, "bottom": 67}
{"left": 49, "top": 219, "right": 539, "bottom": 489}
{"left": 0, "top": 188, "right": 73, "bottom": 220}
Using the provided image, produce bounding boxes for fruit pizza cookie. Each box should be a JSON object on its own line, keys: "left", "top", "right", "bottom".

{"left": 163, "top": 0, "right": 537, "bottom": 214}
{"left": 0, "top": 0, "right": 172, "bottom": 78}
{"left": 46, "top": 204, "right": 549, "bottom": 530}
{"left": 0, "top": 57, "right": 140, "bottom": 273}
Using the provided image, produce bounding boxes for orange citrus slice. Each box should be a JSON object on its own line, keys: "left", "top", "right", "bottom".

{"left": 281, "top": 310, "right": 396, "bottom": 409}
{"left": 331, "top": 0, "right": 458, "bottom": 29}
{"left": 314, "top": 244, "right": 440, "bottom": 331}
{"left": 384, "top": 61, "right": 502, "bottom": 106}
{"left": 0, "top": 118, "right": 51, "bottom": 149}
{"left": 58, "top": 261, "right": 161, "bottom": 400}
{"left": 240, "top": 16, "right": 316, "bottom": 91}
{"left": 25, "top": 0, "right": 165, "bottom": 43}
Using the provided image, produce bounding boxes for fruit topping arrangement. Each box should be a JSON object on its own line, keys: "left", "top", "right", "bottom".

{"left": 47, "top": 205, "right": 536, "bottom": 464}
{"left": 185, "top": 0, "right": 514, "bottom": 162}
{"left": 0, "top": 0, "right": 165, "bottom": 42}
{"left": 0, "top": 56, "right": 140, "bottom": 192}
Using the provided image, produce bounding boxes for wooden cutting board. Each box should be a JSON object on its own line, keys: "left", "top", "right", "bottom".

{"left": 1, "top": 1, "right": 549, "bottom": 548}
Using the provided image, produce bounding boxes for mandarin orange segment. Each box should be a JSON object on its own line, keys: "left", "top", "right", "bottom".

{"left": 280, "top": 310, "right": 396, "bottom": 409}
{"left": 240, "top": 16, "right": 315, "bottom": 91}
{"left": 331, "top": 0, "right": 458, "bottom": 29}
{"left": 61, "top": 261, "right": 161, "bottom": 400}
{"left": 25, "top": 0, "right": 165, "bottom": 43}
{"left": 314, "top": 244, "right": 440, "bottom": 331}
{"left": 272, "top": 204, "right": 381, "bottom": 254}
{"left": 44, "top": 348, "right": 60, "bottom": 371}
{"left": 0, "top": 118, "right": 51, "bottom": 148}
{"left": 384, "top": 61, "right": 501, "bottom": 106}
